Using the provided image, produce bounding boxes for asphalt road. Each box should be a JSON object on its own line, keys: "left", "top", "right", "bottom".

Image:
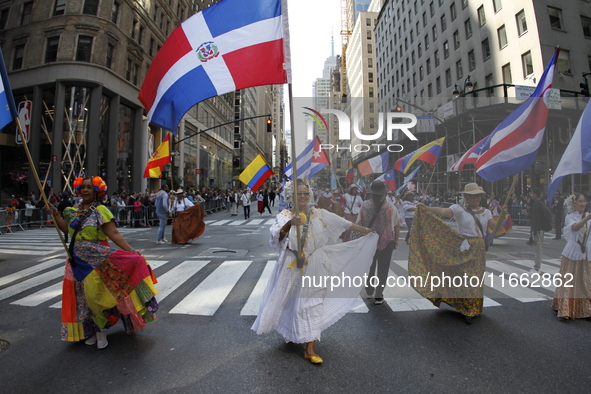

{"left": 0, "top": 206, "right": 589, "bottom": 393}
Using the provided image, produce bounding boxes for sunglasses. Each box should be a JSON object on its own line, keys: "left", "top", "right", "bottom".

{"left": 297, "top": 192, "right": 310, "bottom": 196}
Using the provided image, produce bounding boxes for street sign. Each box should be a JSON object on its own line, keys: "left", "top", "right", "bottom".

{"left": 416, "top": 115, "right": 436, "bottom": 133}
{"left": 15, "top": 100, "right": 32, "bottom": 144}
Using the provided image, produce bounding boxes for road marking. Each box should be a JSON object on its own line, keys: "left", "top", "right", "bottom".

{"left": 245, "top": 219, "right": 264, "bottom": 225}
{"left": 240, "top": 260, "right": 275, "bottom": 316}
{"left": 170, "top": 260, "right": 253, "bottom": 315}
{"left": 210, "top": 220, "right": 232, "bottom": 226}
{"left": 0, "top": 267, "right": 63, "bottom": 301}
{"left": 0, "top": 258, "right": 63, "bottom": 288}
{"left": 154, "top": 260, "right": 209, "bottom": 302}
{"left": 486, "top": 260, "right": 554, "bottom": 300}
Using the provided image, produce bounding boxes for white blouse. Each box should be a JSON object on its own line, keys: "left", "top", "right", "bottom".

{"left": 561, "top": 211, "right": 591, "bottom": 261}
{"left": 450, "top": 204, "right": 492, "bottom": 238}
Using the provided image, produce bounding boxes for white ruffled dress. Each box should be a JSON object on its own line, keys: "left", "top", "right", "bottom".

{"left": 252, "top": 208, "right": 379, "bottom": 343}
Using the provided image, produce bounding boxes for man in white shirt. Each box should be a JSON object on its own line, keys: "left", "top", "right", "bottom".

{"left": 240, "top": 189, "right": 252, "bottom": 219}
{"left": 341, "top": 186, "right": 364, "bottom": 242}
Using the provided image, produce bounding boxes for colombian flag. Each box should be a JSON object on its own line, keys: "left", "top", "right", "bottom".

{"left": 345, "top": 159, "right": 355, "bottom": 184}
{"left": 487, "top": 215, "right": 513, "bottom": 239}
{"left": 239, "top": 154, "right": 273, "bottom": 191}
{"left": 144, "top": 134, "right": 171, "bottom": 178}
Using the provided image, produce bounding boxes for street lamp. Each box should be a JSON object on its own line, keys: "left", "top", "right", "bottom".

{"left": 452, "top": 75, "right": 474, "bottom": 98}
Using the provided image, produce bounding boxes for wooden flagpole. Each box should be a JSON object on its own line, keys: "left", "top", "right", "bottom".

{"left": 287, "top": 84, "right": 303, "bottom": 264}
{"left": 485, "top": 173, "right": 519, "bottom": 250}
{"left": 15, "top": 117, "right": 70, "bottom": 258}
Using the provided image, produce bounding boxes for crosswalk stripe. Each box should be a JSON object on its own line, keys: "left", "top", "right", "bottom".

{"left": 153, "top": 260, "right": 209, "bottom": 302}
{"left": 210, "top": 220, "right": 232, "bottom": 226}
{"left": 0, "top": 258, "right": 63, "bottom": 288}
{"left": 245, "top": 219, "right": 264, "bottom": 225}
{"left": 0, "top": 267, "right": 63, "bottom": 302}
{"left": 265, "top": 219, "right": 276, "bottom": 225}
{"left": 383, "top": 268, "right": 439, "bottom": 312}
{"left": 240, "top": 260, "right": 275, "bottom": 316}
{"left": 169, "top": 260, "right": 253, "bottom": 315}
{"left": 486, "top": 260, "right": 553, "bottom": 301}
{"left": 228, "top": 220, "right": 247, "bottom": 226}
{"left": 12, "top": 282, "right": 62, "bottom": 306}
{"left": 0, "top": 248, "right": 63, "bottom": 255}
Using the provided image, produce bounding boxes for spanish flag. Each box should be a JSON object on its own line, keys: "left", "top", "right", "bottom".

{"left": 239, "top": 154, "right": 273, "bottom": 191}
{"left": 144, "top": 134, "right": 171, "bottom": 178}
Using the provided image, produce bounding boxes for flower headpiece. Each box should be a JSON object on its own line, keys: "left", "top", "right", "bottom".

{"left": 73, "top": 176, "right": 107, "bottom": 197}
{"left": 564, "top": 193, "right": 578, "bottom": 214}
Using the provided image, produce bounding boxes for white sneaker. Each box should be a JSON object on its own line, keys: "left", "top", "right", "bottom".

{"left": 529, "top": 268, "right": 539, "bottom": 274}
{"left": 85, "top": 334, "right": 97, "bottom": 345}
{"left": 162, "top": 238, "right": 169, "bottom": 243}
{"left": 157, "top": 240, "right": 164, "bottom": 245}
{"left": 96, "top": 331, "right": 108, "bottom": 349}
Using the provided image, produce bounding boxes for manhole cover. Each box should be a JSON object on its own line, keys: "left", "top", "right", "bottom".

{"left": 212, "top": 250, "right": 236, "bottom": 254}
{"left": 0, "top": 340, "right": 10, "bottom": 353}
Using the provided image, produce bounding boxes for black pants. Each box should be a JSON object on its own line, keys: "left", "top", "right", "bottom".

{"left": 366, "top": 241, "right": 396, "bottom": 298}
{"left": 243, "top": 205, "right": 250, "bottom": 219}
{"left": 554, "top": 214, "right": 563, "bottom": 239}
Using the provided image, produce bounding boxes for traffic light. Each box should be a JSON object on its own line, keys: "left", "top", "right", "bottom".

{"left": 581, "top": 80, "right": 590, "bottom": 97}
{"left": 266, "top": 118, "right": 272, "bottom": 132}
{"left": 392, "top": 105, "right": 403, "bottom": 123}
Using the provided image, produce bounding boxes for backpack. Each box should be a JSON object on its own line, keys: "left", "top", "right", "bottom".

{"left": 229, "top": 194, "right": 235, "bottom": 203}
{"left": 534, "top": 201, "right": 553, "bottom": 232}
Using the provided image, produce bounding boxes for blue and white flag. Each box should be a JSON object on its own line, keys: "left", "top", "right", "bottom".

{"left": 284, "top": 137, "right": 330, "bottom": 179}
{"left": 0, "top": 48, "right": 18, "bottom": 129}
{"left": 395, "top": 165, "right": 421, "bottom": 194}
{"left": 547, "top": 101, "right": 591, "bottom": 205}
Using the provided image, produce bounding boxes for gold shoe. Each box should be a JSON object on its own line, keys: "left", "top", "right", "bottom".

{"left": 304, "top": 352, "right": 323, "bottom": 364}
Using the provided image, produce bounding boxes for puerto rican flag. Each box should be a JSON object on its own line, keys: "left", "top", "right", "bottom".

{"left": 375, "top": 169, "right": 396, "bottom": 191}
{"left": 449, "top": 137, "right": 486, "bottom": 172}
{"left": 138, "top": 0, "right": 289, "bottom": 133}
{"left": 475, "top": 48, "right": 559, "bottom": 182}
{"left": 284, "top": 137, "right": 330, "bottom": 179}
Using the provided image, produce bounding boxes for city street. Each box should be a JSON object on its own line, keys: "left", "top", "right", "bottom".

{"left": 0, "top": 206, "right": 590, "bottom": 393}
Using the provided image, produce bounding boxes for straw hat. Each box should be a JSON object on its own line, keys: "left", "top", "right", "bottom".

{"left": 459, "top": 183, "right": 485, "bottom": 195}
{"left": 175, "top": 189, "right": 185, "bottom": 195}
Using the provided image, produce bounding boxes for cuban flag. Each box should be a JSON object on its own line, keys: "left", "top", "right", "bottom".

{"left": 546, "top": 101, "right": 591, "bottom": 205}
{"left": 375, "top": 169, "right": 396, "bottom": 191}
{"left": 138, "top": 0, "right": 289, "bottom": 133}
{"left": 449, "top": 137, "right": 486, "bottom": 172}
{"left": 284, "top": 137, "right": 330, "bottom": 179}
{"left": 0, "top": 48, "right": 18, "bottom": 129}
{"left": 475, "top": 48, "right": 559, "bottom": 181}
{"left": 358, "top": 151, "right": 389, "bottom": 176}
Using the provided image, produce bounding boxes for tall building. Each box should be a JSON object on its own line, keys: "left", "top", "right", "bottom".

{"left": 373, "top": 0, "right": 591, "bottom": 194}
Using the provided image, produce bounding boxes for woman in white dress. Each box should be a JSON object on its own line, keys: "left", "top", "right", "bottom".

{"left": 252, "top": 181, "right": 378, "bottom": 364}
{"left": 552, "top": 193, "right": 591, "bottom": 319}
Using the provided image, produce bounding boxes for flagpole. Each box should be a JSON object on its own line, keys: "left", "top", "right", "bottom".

{"left": 15, "top": 117, "right": 70, "bottom": 258}
{"left": 485, "top": 173, "right": 518, "bottom": 250}
{"left": 424, "top": 164, "right": 437, "bottom": 195}
{"left": 287, "top": 84, "right": 303, "bottom": 265}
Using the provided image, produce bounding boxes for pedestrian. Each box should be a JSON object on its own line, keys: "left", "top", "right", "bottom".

{"left": 552, "top": 192, "right": 564, "bottom": 240}
{"left": 155, "top": 184, "right": 170, "bottom": 244}
{"left": 529, "top": 188, "right": 546, "bottom": 273}
{"left": 552, "top": 193, "right": 591, "bottom": 319}
{"left": 172, "top": 189, "right": 193, "bottom": 215}
{"left": 357, "top": 181, "right": 400, "bottom": 305}
{"left": 257, "top": 191, "right": 264, "bottom": 214}
{"left": 341, "top": 185, "right": 363, "bottom": 242}
{"left": 252, "top": 180, "right": 378, "bottom": 364}
{"left": 410, "top": 183, "right": 506, "bottom": 324}
{"left": 240, "top": 189, "right": 251, "bottom": 220}
{"left": 24, "top": 200, "right": 34, "bottom": 228}
{"left": 269, "top": 189, "right": 276, "bottom": 206}
{"left": 230, "top": 189, "right": 238, "bottom": 216}
{"left": 262, "top": 189, "right": 272, "bottom": 214}
{"left": 46, "top": 176, "right": 158, "bottom": 348}
{"left": 401, "top": 191, "right": 417, "bottom": 244}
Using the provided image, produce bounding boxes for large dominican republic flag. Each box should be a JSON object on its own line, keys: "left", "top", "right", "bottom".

{"left": 284, "top": 137, "right": 330, "bottom": 180}
{"left": 138, "top": 0, "right": 289, "bottom": 133}
{"left": 546, "top": 101, "right": 591, "bottom": 205}
{"left": 0, "top": 48, "right": 18, "bottom": 129}
{"left": 475, "top": 48, "right": 559, "bottom": 182}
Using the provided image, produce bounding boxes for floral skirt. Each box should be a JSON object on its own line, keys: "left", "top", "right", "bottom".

{"left": 408, "top": 205, "right": 485, "bottom": 317}
{"left": 551, "top": 256, "right": 591, "bottom": 319}
{"left": 61, "top": 243, "right": 159, "bottom": 342}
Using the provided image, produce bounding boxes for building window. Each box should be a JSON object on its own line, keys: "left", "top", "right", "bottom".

{"left": 106, "top": 42, "right": 114, "bottom": 68}
{"left": 468, "top": 50, "right": 476, "bottom": 70}
{"left": 21, "top": 1, "right": 33, "bottom": 25}
{"left": 557, "top": 49, "right": 571, "bottom": 74}
{"left": 153, "top": 4, "right": 158, "bottom": 21}
{"left": 367, "top": 29, "right": 371, "bottom": 39}
{"left": 443, "top": 41, "right": 449, "bottom": 58}
{"left": 432, "top": 25, "right": 437, "bottom": 41}
{"left": 548, "top": 6, "right": 563, "bottom": 30}
{"left": 131, "top": 19, "right": 137, "bottom": 40}
{"left": 478, "top": 6, "right": 486, "bottom": 27}
{"left": 13, "top": 44, "right": 25, "bottom": 70}
{"left": 486, "top": 73, "right": 494, "bottom": 96}
{"left": 126, "top": 58, "right": 132, "bottom": 81}
{"left": 502, "top": 63, "right": 512, "bottom": 84}
{"left": 45, "top": 36, "right": 59, "bottom": 63}
{"left": 465, "top": 18, "right": 472, "bottom": 38}
{"left": 581, "top": 16, "right": 591, "bottom": 38}
{"left": 445, "top": 68, "right": 451, "bottom": 87}
{"left": 368, "top": 72, "right": 374, "bottom": 83}
{"left": 76, "top": 35, "right": 93, "bottom": 62}
{"left": 422, "top": 12, "right": 427, "bottom": 27}
{"left": 139, "top": 26, "right": 144, "bottom": 44}
{"left": 428, "top": 83, "right": 433, "bottom": 97}
{"left": 133, "top": 63, "right": 139, "bottom": 85}
{"left": 419, "top": 66, "right": 424, "bottom": 80}
{"left": 112, "top": 2, "right": 120, "bottom": 24}
{"left": 0, "top": 8, "right": 9, "bottom": 30}
{"left": 497, "top": 25, "right": 507, "bottom": 49}
{"left": 481, "top": 38, "right": 491, "bottom": 60}
{"left": 83, "top": 0, "right": 99, "bottom": 16}
{"left": 441, "top": 14, "right": 447, "bottom": 31}
{"left": 450, "top": 3, "right": 457, "bottom": 21}
{"left": 54, "top": 0, "right": 66, "bottom": 16}
{"left": 516, "top": 10, "right": 528, "bottom": 35}
{"left": 418, "top": 43, "right": 422, "bottom": 57}
{"left": 369, "top": 87, "right": 374, "bottom": 97}
{"left": 413, "top": 73, "right": 417, "bottom": 87}
{"left": 412, "top": 51, "right": 416, "bottom": 65}
{"left": 434, "top": 50, "right": 440, "bottom": 67}
{"left": 427, "top": 58, "right": 432, "bottom": 74}
{"left": 453, "top": 30, "right": 460, "bottom": 49}
{"left": 368, "top": 43, "right": 372, "bottom": 53}
{"left": 430, "top": 1, "right": 435, "bottom": 17}
{"left": 436, "top": 76, "right": 442, "bottom": 93}
{"left": 425, "top": 34, "right": 430, "bottom": 49}
{"left": 521, "top": 51, "right": 533, "bottom": 77}
{"left": 456, "top": 60, "right": 463, "bottom": 79}
{"left": 493, "top": 0, "right": 502, "bottom": 13}
{"left": 462, "top": 0, "right": 468, "bottom": 9}
{"left": 366, "top": 17, "right": 371, "bottom": 26}
{"left": 149, "top": 38, "right": 155, "bottom": 56}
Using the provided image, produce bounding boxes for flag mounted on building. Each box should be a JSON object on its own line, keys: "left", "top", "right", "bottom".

{"left": 144, "top": 134, "right": 172, "bottom": 178}
{"left": 345, "top": 158, "right": 355, "bottom": 184}
{"left": 546, "top": 100, "right": 591, "bottom": 205}
{"left": 239, "top": 154, "right": 273, "bottom": 191}
{"left": 357, "top": 151, "right": 389, "bottom": 176}
{"left": 284, "top": 136, "right": 330, "bottom": 179}
{"left": 0, "top": 48, "right": 18, "bottom": 129}
{"left": 475, "top": 48, "right": 559, "bottom": 182}
{"left": 138, "top": 0, "right": 289, "bottom": 134}
{"left": 449, "top": 137, "right": 486, "bottom": 172}
{"left": 375, "top": 169, "right": 396, "bottom": 191}
{"left": 394, "top": 137, "right": 445, "bottom": 174}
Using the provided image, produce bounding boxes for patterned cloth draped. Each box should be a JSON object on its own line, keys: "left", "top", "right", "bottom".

{"left": 172, "top": 204, "right": 206, "bottom": 244}
{"left": 61, "top": 205, "right": 158, "bottom": 342}
{"left": 408, "top": 205, "right": 485, "bottom": 317}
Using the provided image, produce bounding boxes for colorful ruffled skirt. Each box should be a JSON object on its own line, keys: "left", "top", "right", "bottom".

{"left": 552, "top": 256, "right": 591, "bottom": 319}
{"left": 60, "top": 240, "right": 158, "bottom": 342}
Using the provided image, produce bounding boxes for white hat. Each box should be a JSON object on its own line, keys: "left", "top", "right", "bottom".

{"left": 175, "top": 189, "right": 184, "bottom": 194}
{"left": 459, "top": 183, "right": 485, "bottom": 195}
